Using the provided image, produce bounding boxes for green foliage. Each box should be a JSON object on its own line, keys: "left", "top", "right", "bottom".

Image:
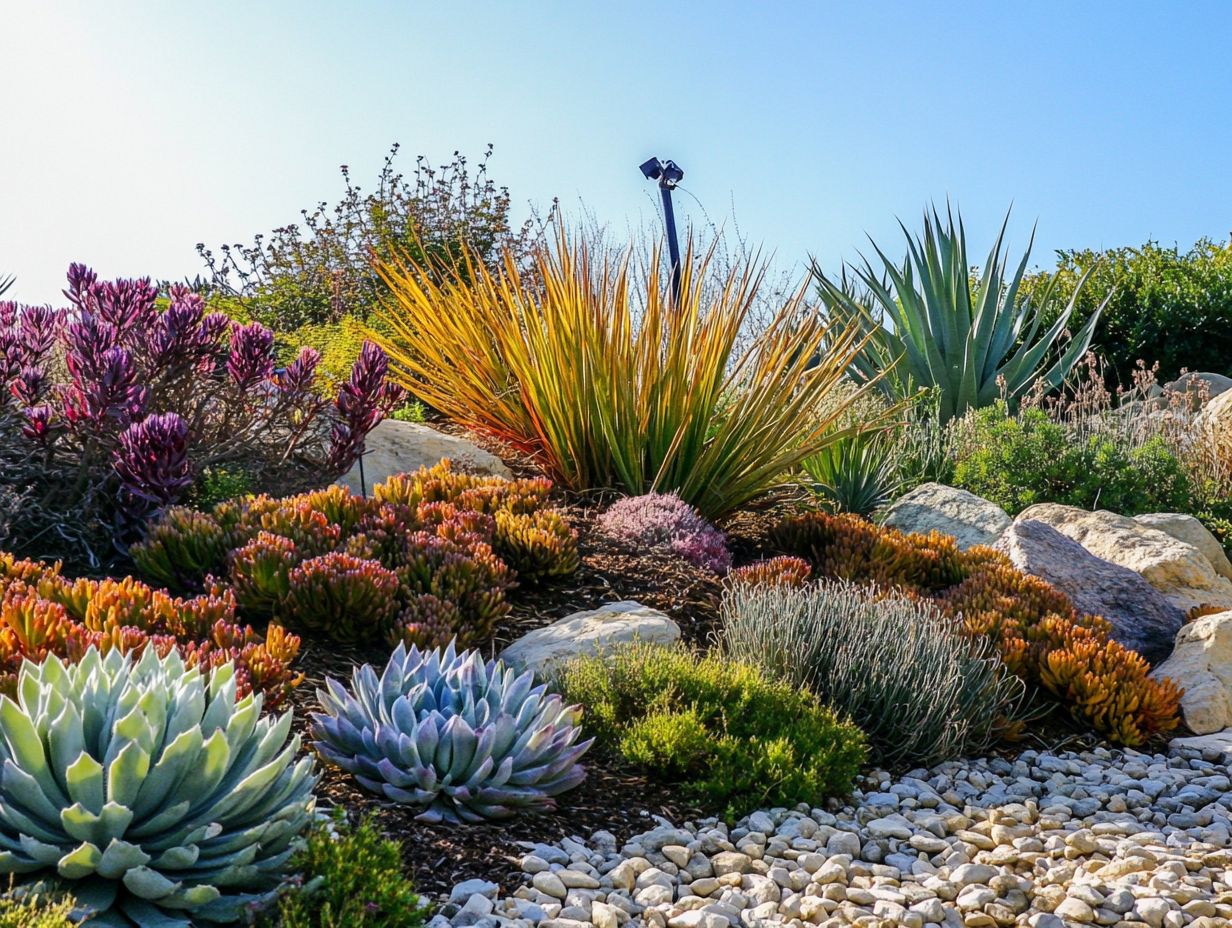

{"left": 391, "top": 400, "right": 427, "bottom": 423}
{"left": 186, "top": 465, "right": 255, "bottom": 511}
{"left": 1196, "top": 497, "right": 1232, "bottom": 559}
{"left": 198, "top": 146, "right": 539, "bottom": 333}
{"left": 258, "top": 814, "right": 430, "bottom": 928}
{"left": 0, "top": 885, "right": 76, "bottom": 928}
{"left": 802, "top": 429, "right": 901, "bottom": 517}
{"left": 721, "top": 580, "right": 1023, "bottom": 768}
{"left": 0, "top": 647, "right": 316, "bottom": 924}
{"left": 1021, "top": 238, "right": 1232, "bottom": 384}
{"left": 812, "top": 206, "right": 1105, "bottom": 422}
{"left": 556, "top": 642, "right": 866, "bottom": 816}
{"left": 951, "top": 403, "right": 1194, "bottom": 515}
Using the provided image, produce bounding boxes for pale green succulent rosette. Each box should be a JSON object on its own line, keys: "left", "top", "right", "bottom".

{"left": 0, "top": 647, "right": 317, "bottom": 927}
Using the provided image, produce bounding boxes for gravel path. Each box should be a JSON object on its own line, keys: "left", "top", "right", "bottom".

{"left": 433, "top": 734, "right": 1232, "bottom": 928}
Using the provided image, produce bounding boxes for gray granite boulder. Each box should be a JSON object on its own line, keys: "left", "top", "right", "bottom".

{"left": 880, "top": 483, "right": 1010, "bottom": 550}
{"left": 994, "top": 519, "right": 1184, "bottom": 664}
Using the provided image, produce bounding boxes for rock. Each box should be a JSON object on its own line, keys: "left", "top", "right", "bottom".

{"left": 336, "top": 419, "right": 511, "bottom": 495}
{"left": 710, "top": 852, "right": 752, "bottom": 876}
{"left": 994, "top": 519, "right": 1184, "bottom": 663}
{"left": 500, "top": 601, "right": 681, "bottom": 677}
{"left": 1134, "top": 513, "right": 1232, "bottom": 580}
{"left": 450, "top": 879, "right": 500, "bottom": 904}
{"left": 950, "top": 863, "right": 997, "bottom": 887}
{"left": 1169, "top": 729, "right": 1232, "bottom": 760}
{"left": 880, "top": 483, "right": 1011, "bottom": 550}
{"left": 1015, "top": 503, "right": 1232, "bottom": 614}
{"left": 1198, "top": 390, "right": 1232, "bottom": 450}
{"left": 533, "top": 871, "right": 568, "bottom": 900}
{"left": 1152, "top": 609, "right": 1232, "bottom": 733}
{"left": 1167, "top": 372, "right": 1232, "bottom": 404}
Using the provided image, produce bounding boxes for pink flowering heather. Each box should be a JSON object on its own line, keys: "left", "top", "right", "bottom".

{"left": 596, "top": 492, "right": 731, "bottom": 573}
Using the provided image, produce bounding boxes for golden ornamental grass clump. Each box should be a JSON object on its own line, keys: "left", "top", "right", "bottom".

{"left": 369, "top": 232, "right": 881, "bottom": 519}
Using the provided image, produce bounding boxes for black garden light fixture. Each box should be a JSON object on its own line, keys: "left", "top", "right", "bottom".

{"left": 639, "top": 156, "right": 685, "bottom": 306}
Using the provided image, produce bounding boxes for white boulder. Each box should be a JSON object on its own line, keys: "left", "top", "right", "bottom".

{"left": 1153, "top": 610, "right": 1232, "bottom": 734}
{"left": 1134, "top": 512, "right": 1232, "bottom": 581}
{"left": 499, "top": 601, "right": 681, "bottom": 677}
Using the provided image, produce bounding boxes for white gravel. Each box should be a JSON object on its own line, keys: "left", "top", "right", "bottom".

{"left": 434, "top": 734, "right": 1232, "bottom": 928}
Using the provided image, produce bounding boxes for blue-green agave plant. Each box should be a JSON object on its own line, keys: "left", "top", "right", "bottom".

{"left": 812, "top": 205, "right": 1108, "bottom": 422}
{"left": 311, "top": 641, "right": 592, "bottom": 824}
{"left": 0, "top": 647, "right": 317, "bottom": 927}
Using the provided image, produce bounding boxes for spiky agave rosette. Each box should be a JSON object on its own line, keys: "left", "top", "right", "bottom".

{"left": 0, "top": 647, "right": 316, "bottom": 927}
{"left": 311, "top": 641, "right": 592, "bottom": 823}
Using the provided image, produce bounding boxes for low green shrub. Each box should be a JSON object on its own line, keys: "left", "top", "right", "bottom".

{"left": 721, "top": 580, "right": 1024, "bottom": 768}
{"left": 258, "top": 814, "right": 430, "bottom": 928}
{"left": 555, "top": 642, "right": 866, "bottom": 816}
{"left": 951, "top": 403, "right": 1193, "bottom": 515}
{"left": 391, "top": 399, "right": 427, "bottom": 423}
{"left": 186, "top": 464, "right": 255, "bottom": 511}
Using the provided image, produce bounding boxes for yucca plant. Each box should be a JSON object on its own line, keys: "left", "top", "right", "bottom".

{"left": 0, "top": 647, "right": 317, "bottom": 926}
{"left": 311, "top": 641, "right": 591, "bottom": 824}
{"left": 801, "top": 428, "right": 902, "bottom": 517}
{"left": 811, "top": 206, "right": 1107, "bottom": 422}
{"left": 370, "top": 232, "right": 877, "bottom": 519}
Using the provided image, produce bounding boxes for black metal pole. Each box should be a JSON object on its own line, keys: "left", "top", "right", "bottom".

{"left": 660, "top": 183, "right": 682, "bottom": 307}
{"left": 639, "top": 157, "right": 685, "bottom": 308}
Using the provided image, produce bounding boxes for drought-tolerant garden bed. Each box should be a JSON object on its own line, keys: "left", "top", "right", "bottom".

{"left": 3, "top": 191, "right": 1232, "bottom": 928}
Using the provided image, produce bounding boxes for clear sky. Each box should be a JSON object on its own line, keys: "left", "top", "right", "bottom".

{"left": 2, "top": 0, "right": 1230, "bottom": 305}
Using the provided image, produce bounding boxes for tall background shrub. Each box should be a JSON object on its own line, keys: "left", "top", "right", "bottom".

{"left": 1022, "top": 238, "right": 1232, "bottom": 384}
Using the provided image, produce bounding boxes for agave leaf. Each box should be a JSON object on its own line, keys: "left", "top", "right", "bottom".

{"left": 57, "top": 840, "right": 103, "bottom": 879}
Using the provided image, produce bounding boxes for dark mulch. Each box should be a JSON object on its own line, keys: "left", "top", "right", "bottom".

{"left": 287, "top": 641, "right": 703, "bottom": 898}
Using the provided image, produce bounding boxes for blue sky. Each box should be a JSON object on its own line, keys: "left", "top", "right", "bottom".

{"left": 2, "top": 1, "right": 1230, "bottom": 304}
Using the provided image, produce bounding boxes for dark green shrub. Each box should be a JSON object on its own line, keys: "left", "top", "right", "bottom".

{"left": 1022, "top": 238, "right": 1232, "bottom": 384}
{"left": 258, "top": 814, "right": 430, "bottom": 928}
{"left": 951, "top": 403, "right": 1193, "bottom": 515}
{"left": 556, "top": 642, "right": 866, "bottom": 816}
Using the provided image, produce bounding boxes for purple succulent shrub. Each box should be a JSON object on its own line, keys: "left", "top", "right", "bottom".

{"left": 326, "top": 340, "right": 404, "bottom": 473}
{"left": 114, "top": 412, "right": 193, "bottom": 519}
{"left": 227, "top": 322, "right": 276, "bottom": 390}
{"left": 1, "top": 263, "right": 396, "bottom": 566}
{"left": 596, "top": 492, "right": 732, "bottom": 573}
